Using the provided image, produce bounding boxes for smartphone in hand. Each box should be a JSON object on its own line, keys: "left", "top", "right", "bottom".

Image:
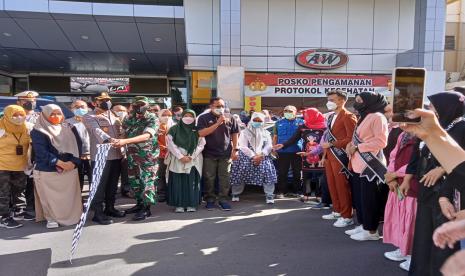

{"left": 392, "top": 67, "right": 426, "bottom": 124}
{"left": 396, "top": 186, "right": 405, "bottom": 201}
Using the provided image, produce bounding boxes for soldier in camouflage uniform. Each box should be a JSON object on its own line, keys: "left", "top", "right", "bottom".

{"left": 112, "top": 96, "right": 159, "bottom": 221}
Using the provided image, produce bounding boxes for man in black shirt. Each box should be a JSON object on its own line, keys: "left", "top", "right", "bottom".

{"left": 197, "top": 97, "right": 239, "bottom": 210}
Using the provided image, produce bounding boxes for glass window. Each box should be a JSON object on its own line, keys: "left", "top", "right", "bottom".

{"left": 170, "top": 79, "right": 187, "bottom": 107}
{"left": 0, "top": 75, "right": 13, "bottom": 95}
{"left": 14, "top": 78, "right": 28, "bottom": 93}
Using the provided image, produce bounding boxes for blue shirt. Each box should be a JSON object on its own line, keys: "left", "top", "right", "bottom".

{"left": 274, "top": 118, "right": 304, "bottom": 153}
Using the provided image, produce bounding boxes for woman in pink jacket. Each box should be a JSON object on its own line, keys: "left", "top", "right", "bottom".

{"left": 346, "top": 92, "right": 389, "bottom": 241}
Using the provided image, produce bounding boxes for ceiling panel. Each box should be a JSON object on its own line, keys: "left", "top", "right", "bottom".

{"left": 0, "top": 17, "right": 38, "bottom": 48}
{"left": 138, "top": 23, "right": 177, "bottom": 54}
{"left": 56, "top": 19, "right": 109, "bottom": 52}
{"left": 97, "top": 21, "right": 144, "bottom": 52}
{"left": 15, "top": 18, "right": 75, "bottom": 50}
{"left": 48, "top": 50, "right": 92, "bottom": 64}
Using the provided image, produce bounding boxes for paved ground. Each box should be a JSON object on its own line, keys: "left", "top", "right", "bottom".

{"left": 0, "top": 191, "right": 407, "bottom": 276}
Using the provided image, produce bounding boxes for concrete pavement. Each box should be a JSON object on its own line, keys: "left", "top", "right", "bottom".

{"left": 0, "top": 192, "right": 405, "bottom": 276}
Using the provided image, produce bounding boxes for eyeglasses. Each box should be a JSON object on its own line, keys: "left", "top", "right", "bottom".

{"left": 283, "top": 110, "right": 293, "bottom": 113}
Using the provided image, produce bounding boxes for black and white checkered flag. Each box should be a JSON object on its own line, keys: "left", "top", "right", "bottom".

{"left": 70, "top": 144, "right": 112, "bottom": 263}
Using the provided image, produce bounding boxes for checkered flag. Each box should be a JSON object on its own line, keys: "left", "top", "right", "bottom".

{"left": 70, "top": 144, "right": 112, "bottom": 263}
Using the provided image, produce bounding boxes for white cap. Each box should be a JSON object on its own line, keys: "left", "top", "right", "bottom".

{"left": 14, "top": 90, "right": 39, "bottom": 99}
{"left": 284, "top": 105, "right": 297, "bottom": 113}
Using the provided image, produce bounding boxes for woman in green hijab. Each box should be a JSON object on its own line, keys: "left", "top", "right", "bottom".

{"left": 166, "top": 110, "right": 206, "bottom": 212}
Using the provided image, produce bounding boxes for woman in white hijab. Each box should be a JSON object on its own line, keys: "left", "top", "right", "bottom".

{"left": 230, "top": 112, "right": 277, "bottom": 204}
{"left": 30, "top": 104, "right": 83, "bottom": 229}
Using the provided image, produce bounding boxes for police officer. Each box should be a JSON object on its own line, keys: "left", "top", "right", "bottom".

{"left": 13, "top": 91, "right": 40, "bottom": 220}
{"left": 83, "top": 92, "right": 126, "bottom": 225}
{"left": 112, "top": 96, "right": 159, "bottom": 221}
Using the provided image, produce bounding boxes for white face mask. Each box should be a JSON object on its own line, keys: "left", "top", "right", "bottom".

{"left": 326, "top": 101, "right": 338, "bottom": 111}
{"left": 115, "top": 111, "right": 127, "bottom": 119}
{"left": 10, "top": 116, "right": 25, "bottom": 126}
{"left": 182, "top": 117, "right": 195, "bottom": 125}
{"left": 213, "top": 108, "right": 225, "bottom": 115}
{"left": 160, "top": 116, "right": 170, "bottom": 124}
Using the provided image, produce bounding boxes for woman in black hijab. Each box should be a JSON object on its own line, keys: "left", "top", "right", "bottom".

{"left": 346, "top": 92, "right": 389, "bottom": 241}
{"left": 408, "top": 91, "right": 465, "bottom": 276}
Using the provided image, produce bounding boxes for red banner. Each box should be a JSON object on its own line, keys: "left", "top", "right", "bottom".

{"left": 245, "top": 73, "right": 391, "bottom": 97}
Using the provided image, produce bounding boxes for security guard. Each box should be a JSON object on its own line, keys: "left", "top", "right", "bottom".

{"left": 83, "top": 92, "right": 126, "bottom": 225}
{"left": 13, "top": 91, "right": 40, "bottom": 220}
{"left": 112, "top": 96, "right": 159, "bottom": 221}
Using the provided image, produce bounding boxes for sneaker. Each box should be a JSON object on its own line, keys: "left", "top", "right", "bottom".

{"left": 206, "top": 202, "right": 216, "bottom": 210}
{"left": 311, "top": 202, "right": 330, "bottom": 210}
{"left": 399, "top": 257, "right": 411, "bottom": 271}
{"left": 46, "top": 221, "right": 59, "bottom": 229}
{"left": 322, "top": 212, "right": 341, "bottom": 220}
{"left": 0, "top": 216, "right": 23, "bottom": 229}
{"left": 219, "top": 201, "right": 231, "bottom": 211}
{"left": 232, "top": 195, "right": 240, "bottom": 202}
{"left": 275, "top": 194, "right": 285, "bottom": 199}
{"left": 345, "top": 225, "right": 364, "bottom": 236}
{"left": 175, "top": 207, "right": 185, "bottom": 213}
{"left": 186, "top": 207, "right": 196, "bottom": 212}
{"left": 384, "top": 249, "right": 408, "bottom": 262}
{"left": 14, "top": 211, "right": 35, "bottom": 221}
{"left": 333, "top": 217, "right": 354, "bottom": 228}
{"left": 350, "top": 230, "right": 380, "bottom": 241}
{"left": 266, "top": 195, "right": 275, "bottom": 204}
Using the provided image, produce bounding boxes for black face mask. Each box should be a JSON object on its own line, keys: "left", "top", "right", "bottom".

{"left": 134, "top": 104, "right": 149, "bottom": 115}
{"left": 99, "top": 101, "right": 112, "bottom": 111}
{"left": 22, "top": 101, "right": 36, "bottom": 111}
{"left": 353, "top": 102, "right": 367, "bottom": 114}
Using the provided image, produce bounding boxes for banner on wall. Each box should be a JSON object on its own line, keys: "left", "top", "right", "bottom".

{"left": 244, "top": 96, "right": 262, "bottom": 112}
{"left": 217, "top": 66, "right": 244, "bottom": 109}
{"left": 245, "top": 73, "right": 391, "bottom": 98}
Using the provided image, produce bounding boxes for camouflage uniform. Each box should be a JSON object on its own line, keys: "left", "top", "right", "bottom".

{"left": 123, "top": 109, "right": 159, "bottom": 206}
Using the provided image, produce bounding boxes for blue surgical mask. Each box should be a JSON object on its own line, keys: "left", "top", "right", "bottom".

{"left": 74, "top": 108, "right": 88, "bottom": 117}
{"left": 251, "top": 121, "right": 264, "bottom": 128}
{"left": 284, "top": 112, "right": 295, "bottom": 120}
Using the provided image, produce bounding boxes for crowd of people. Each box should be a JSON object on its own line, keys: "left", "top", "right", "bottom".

{"left": 1, "top": 89, "right": 465, "bottom": 275}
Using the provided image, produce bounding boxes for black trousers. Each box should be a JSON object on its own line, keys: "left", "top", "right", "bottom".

{"left": 78, "top": 159, "right": 92, "bottom": 192}
{"left": 157, "top": 158, "right": 167, "bottom": 201}
{"left": 120, "top": 158, "right": 130, "bottom": 195}
{"left": 277, "top": 152, "right": 302, "bottom": 194}
{"left": 319, "top": 173, "right": 332, "bottom": 205}
{"left": 91, "top": 159, "right": 122, "bottom": 212}
{"left": 24, "top": 175, "right": 34, "bottom": 212}
{"left": 409, "top": 199, "right": 459, "bottom": 276}
{"left": 349, "top": 172, "right": 383, "bottom": 231}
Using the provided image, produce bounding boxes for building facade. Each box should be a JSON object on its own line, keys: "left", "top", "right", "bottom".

{"left": 184, "top": 0, "right": 447, "bottom": 113}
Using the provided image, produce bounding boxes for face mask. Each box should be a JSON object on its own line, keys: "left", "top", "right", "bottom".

{"left": 99, "top": 101, "right": 112, "bottom": 111}
{"left": 73, "top": 108, "right": 88, "bottom": 117}
{"left": 214, "top": 108, "right": 225, "bottom": 116}
{"left": 10, "top": 116, "right": 25, "bottom": 126}
{"left": 182, "top": 117, "right": 195, "bottom": 125}
{"left": 22, "top": 101, "right": 36, "bottom": 111}
{"left": 48, "top": 116, "right": 63, "bottom": 125}
{"left": 326, "top": 101, "right": 337, "bottom": 111}
{"left": 115, "top": 111, "right": 127, "bottom": 119}
{"left": 134, "top": 104, "right": 149, "bottom": 115}
{"left": 251, "top": 121, "right": 264, "bottom": 128}
{"left": 160, "top": 116, "right": 170, "bottom": 124}
{"left": 353, "top": 102, "right": 366, "bottom": 113}
{"left": 284, "top": 112, "right": 295, "bottom": 120}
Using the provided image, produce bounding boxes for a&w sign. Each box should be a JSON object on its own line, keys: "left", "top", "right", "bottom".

{"left": 295, "top": 49, "right": 349, "bottom": 70}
